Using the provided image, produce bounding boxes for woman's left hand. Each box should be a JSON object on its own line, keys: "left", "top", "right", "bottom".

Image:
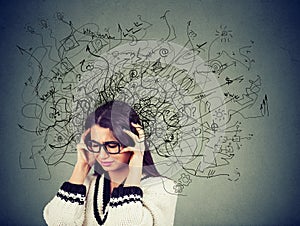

{"left": 122, "top": 122, "right": 145, "bottom": 168}
{"left": 122, "top": 123, "right": 145, "bottom": 187}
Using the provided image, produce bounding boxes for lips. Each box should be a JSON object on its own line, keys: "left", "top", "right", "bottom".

{"left": 100, "top": 161, "right": 114, "bottom": 167}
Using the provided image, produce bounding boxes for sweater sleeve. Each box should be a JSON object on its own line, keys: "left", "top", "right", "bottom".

{"left": 43, "top": 182, "right": 87, "bottom": 226}
{"left": 105, "top": 178, "right": 177, "bottom": 226}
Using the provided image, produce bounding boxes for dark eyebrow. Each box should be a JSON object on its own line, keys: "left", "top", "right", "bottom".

{"left": 90, "top": 140, "right": 119, "bottom": 145}
{"left": 103, "top": 141, "right": 120, "bottom": 145}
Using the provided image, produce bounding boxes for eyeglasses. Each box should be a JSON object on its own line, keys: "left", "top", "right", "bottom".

{"left": 85, "top": 140, "right": 121, "bottom": 154}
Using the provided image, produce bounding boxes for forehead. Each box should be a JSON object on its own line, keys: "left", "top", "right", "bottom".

{"left": 90, "top": 125, "right": 117, "bottom": 142}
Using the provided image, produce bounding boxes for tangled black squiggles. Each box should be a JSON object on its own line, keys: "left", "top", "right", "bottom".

{"left": 18, "top": 11, "right": 269, "bottom": 194}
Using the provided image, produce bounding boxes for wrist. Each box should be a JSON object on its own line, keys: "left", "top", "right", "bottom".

{"left": 69, "top": 162, "right": 91, "bottom": 184}
{"left": 75, "top": 161, "right": 90, "bottom": 168}
{"left": 124, "top": 167, "right": 142, "bottom": 187}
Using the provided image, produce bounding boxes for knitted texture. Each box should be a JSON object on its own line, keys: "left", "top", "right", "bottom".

{"left": 43, "top": 175, "right": 177, "bottom": 226}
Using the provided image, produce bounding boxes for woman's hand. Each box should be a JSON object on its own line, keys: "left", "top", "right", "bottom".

{"left": 76, "top": 128, "right": 95, "bottom": 166}
{"left": 122, "top": 123, "right": 145, "bottom": 167}
{"left": 122, "top": 123, "right": 145, "bottom": 187}
{"left": 69, "top": 128, "right": 94, "bottom": 185}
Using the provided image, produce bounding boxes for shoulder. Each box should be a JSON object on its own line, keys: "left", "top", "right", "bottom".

{"left": 140, "top": 176, "right": 178, "bottom": 220}
{"left": 141, "top": 176, "right": 176, "bottom": 195}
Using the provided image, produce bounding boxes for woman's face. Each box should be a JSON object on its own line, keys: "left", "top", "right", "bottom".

{"left": 90, "top": 124, "right": 131, "bottom": 172}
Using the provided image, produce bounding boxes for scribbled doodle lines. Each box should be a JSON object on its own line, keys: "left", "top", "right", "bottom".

{"left": 18, "top": 11, "right": 268, "bottom": 191}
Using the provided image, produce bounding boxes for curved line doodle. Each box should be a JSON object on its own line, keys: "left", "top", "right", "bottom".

{"left": 17, "top": 10, "right": 269, "bottom": 194}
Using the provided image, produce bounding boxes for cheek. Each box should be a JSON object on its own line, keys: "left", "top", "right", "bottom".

{"left": 115, "top": 152, "right": 131, "bottom": 164}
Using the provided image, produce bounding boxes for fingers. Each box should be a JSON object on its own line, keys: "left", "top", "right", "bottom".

{"left": 80, "top": 128, "right": 91, "bottom": 144}
{"left": 122, "top": 123, "right": 145, "bottom": 168}
{"left": 131, "top": 123, "right": 145, "bottom": 141}
{"left": 77, "top": 128, "right": 90, "bottom": 156}
{"left": 123, "top": 129, "right": 138, "bottom": 141}
{"left": 77, "top": 128, "right": 95, "bottom": 166}
{"left": 122, "top": 146, "right": 144, "bottom": 169}
{"left": 123, "top": 122, "right": 145, "bottom": 143}
{"left": 77, "top": 143, "right": 95, "bottom": 166}
{"left": 121, "top": 146, "right": 145, "bottom": 153}
{"left": 76, "top": 142, "right": 87, "bottom": 151}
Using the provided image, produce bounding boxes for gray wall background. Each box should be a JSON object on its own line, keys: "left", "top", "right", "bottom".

{"left": 0, "top": 0, "right": 299, "bottom": 225}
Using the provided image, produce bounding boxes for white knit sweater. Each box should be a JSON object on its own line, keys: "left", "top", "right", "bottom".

{"left": 43, "top": 174, "right": 177, "bottom": 226}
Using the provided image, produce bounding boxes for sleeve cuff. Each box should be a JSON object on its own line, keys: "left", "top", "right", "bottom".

{"left": 110, "top": 186, "right": 143, "bottom": 208}
{"left": 61, "top": 182, "right": 86, "bottom": 195}
{"left": 111, "top": 186, "right": 143, "bottom": 198}
{"left": 56, "top": 182, "right": 86, "bottom": 205}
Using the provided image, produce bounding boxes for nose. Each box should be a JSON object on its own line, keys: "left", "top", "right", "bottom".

{"left": 95, "top": 146, "right": 110, "bottom": 159}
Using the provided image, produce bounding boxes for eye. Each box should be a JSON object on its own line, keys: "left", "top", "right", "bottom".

{"left": 106, "top": 142, "right": 119, "bottom": 148}
{"left": 91, "top": 143, "right": 99, "bottom": 148}
{"left": 87, "top": 141, "right": 99, "bottom": 148}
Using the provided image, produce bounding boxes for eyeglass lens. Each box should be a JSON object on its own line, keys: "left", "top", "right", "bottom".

{"left": 86, "top": 140, "right": 120, "bottom": 154}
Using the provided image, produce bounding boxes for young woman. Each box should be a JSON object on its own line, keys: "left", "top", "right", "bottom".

{"left": 43, "top": 100, "right": 177, "bottom": 225}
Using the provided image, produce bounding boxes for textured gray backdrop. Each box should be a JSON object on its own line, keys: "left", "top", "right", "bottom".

{"left": 0, "top": 0, "right": 299, "bottom": 225}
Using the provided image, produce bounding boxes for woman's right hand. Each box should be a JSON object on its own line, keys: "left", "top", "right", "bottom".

{"left": 76, "top": 128, "right": 94, "bottom": 166}
{"left": 69, "top": 128, "right": 94, "bottom": 184}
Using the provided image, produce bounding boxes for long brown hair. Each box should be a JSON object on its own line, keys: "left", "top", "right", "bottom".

{"left": 84, "top": 100, "right": 160, "bottom": 177}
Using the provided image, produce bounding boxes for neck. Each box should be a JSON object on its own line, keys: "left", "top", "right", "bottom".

{"left": 108, "top": 165, "right": 129, "bottom": 185}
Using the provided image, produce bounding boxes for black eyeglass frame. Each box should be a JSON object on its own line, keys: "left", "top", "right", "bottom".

{"left": 85, "top": 140, "right": 122, "bottom": 154}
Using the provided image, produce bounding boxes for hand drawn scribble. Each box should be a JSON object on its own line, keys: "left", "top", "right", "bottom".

{"left": 17, "top": 10, "right": 269, "bottom": 193}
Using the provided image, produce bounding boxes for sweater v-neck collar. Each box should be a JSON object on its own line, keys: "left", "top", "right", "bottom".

{"left": 93, "top": 173, "right": 127, "bottom": 225}
{"left": 93, "top": 173, "right": 150, "bottom": 225}
{"left": 93, "top": 174, "right": 109, "bottom": 225}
